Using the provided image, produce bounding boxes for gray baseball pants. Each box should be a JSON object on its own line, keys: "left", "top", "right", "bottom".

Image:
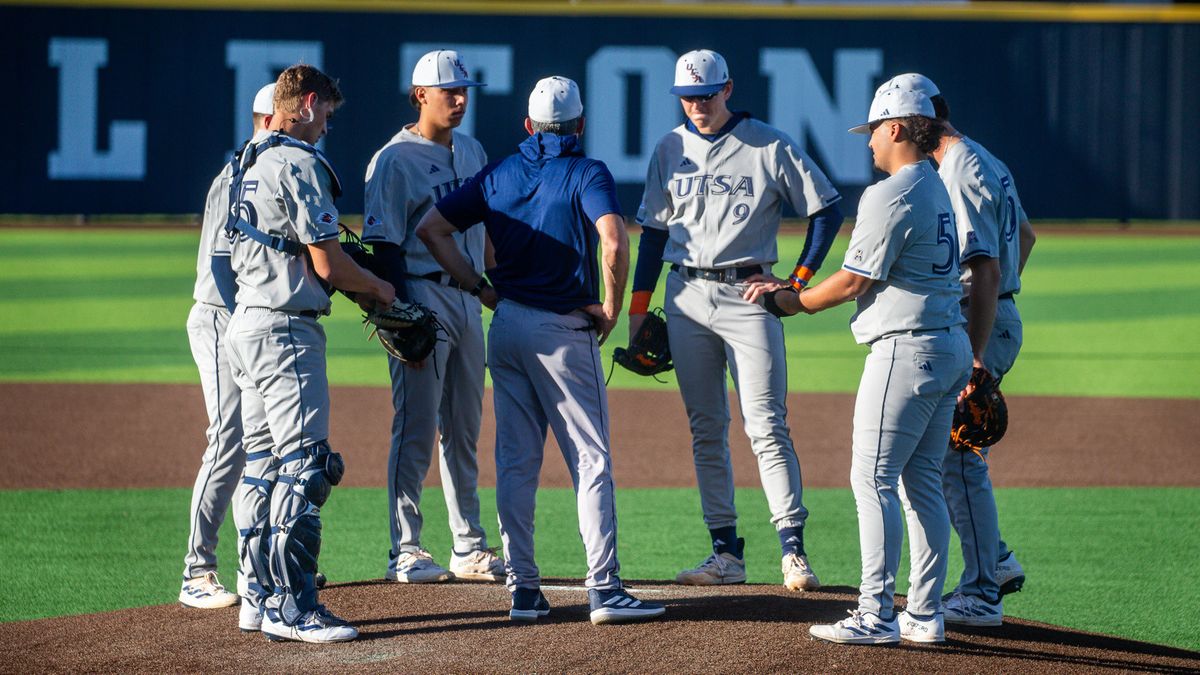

{"left": 387, "top": 279, "right": 488, "bottom": 557}
{"left": 664, "top": 269, "right": 807, "bottom": 531}
{"left": 183, "top": 302, "right": 246, "bottom": 580}
{"left": 942, "top": 297, "right": 1022, "bottom": 600}
{"left": 488, "top": 299, "right": 621, "bottom": 592}
{"left": 853, "top": 328, "right": 971, "bottom": 619}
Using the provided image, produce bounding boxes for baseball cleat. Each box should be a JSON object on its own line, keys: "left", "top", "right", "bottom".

{"left": 315, "top": 572, "right": 327, "bottom": 589}
{"left": 179, "top": 572, "right": 239, "bottom": 609}
{"left": 589, "top": 587, "right": 666, "bottom": 625}
{"left": 450, "top": 548, "right": 505, "bottom": 582}
{"left": 898, "top": 610, "right": 945, "bottom": 643}
{"left": 782, "top": 553, "right": 821, "bottom": 591}
{"left": 996, "top": 551, "right": 1025, "bottom": 596}
{"left": 262, "top": 606, "right": 358, "bottom": 643}
{"left": 509, "top": 588, "right": 551, "bottom": 622}
{"left": 943, "top": 591, "right": 1003, "bottom": 627}
{"left": 809, "top": 610, "right": 900, "bottom": 645}
{"left": 676, "top": 547, "right": 747, "bottom": 586}
{"left": 239, "top": 600, "right": 263, "bottom": 633}
{"left": 386, "top": 549, "right": 453, "bottom": 583}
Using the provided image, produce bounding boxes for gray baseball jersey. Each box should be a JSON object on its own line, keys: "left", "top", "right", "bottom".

{"left": 363, "top": 127, "right": 487, "bottom": 275}
{"left": 938, "top": 136, "right": 1026, "bottom": 297}
{"left": 228, "top": 131, "right": 340, "bottom": 314}
{"left": 937, "top": 135, "right": 1028, "bottom": 603}
{"left": 842, "top": 158, "right": 971, "bottom": 620}
{"left": 182, "top": 161, "right": 246, "bottom": 583}
{"left": 362, "top": 126, "right": 492, "bottom": 569}
{"left": 638, "top": 117, "right": 841, "bottom": 269}
{"left": 639, "top": 115, "right": 840, "bottom": 572}
{"left": 842, "top": 160, "right": 966, "bottom": 344}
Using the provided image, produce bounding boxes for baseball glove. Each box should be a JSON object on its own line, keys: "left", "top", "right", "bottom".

{"left": 364, "top": 299, "right": 441, "bottom": 364}
{"left": 613, "top": 309, "right": 673, "bottom": 377}
{"left": 950, "top": 367, "right": 1009, "bottom": 457}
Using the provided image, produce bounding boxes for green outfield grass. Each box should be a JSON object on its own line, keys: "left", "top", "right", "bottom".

{"left": 0, "top": 228, "right": 1197, "bottom": 397}
{"left": 1, "top": 487, "right": 1196, "bottom": 651}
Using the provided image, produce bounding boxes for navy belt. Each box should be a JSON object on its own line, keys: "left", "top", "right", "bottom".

{"left": 295, "top": 310, "right": 321, "bottom": 319}
{"left": 414, "top": 272, "right": 463, "bottom": 290}
{"left": 961, "top": 291, "right": 1015, "bottom": 307}
{"left": 671, "top": 263, "right": 762, "bottom": 283}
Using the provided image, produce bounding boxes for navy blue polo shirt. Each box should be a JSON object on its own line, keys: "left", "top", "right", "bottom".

{"left": 436, "top": 132, "right": 622, "bottom": 314}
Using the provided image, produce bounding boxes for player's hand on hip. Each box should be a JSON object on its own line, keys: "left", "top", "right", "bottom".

{"left": 479, "top": 286, "right": 499, "bottom": 311}
{"left": 583, "top": 304, "right": 617, "bottom": 345}
{"left": 741, "top": 273, "right": 788, "bottom": 303}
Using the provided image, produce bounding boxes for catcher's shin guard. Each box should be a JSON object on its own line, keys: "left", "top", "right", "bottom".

{"left": 235, "top": 449, "right": 278, "bottom": 606}
{"left": 267, "top": 442, "right": 344, "bottom": 624}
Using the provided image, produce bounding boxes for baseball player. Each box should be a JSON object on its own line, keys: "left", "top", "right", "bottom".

{"left": 223, "top": 64, "right": 396, "bottom": 643}
{"left": 416, "top": 76, "right": 666, "bottom": 625}
{"left": 632, "top": 49, "right": 843, "bottom": 590}
{"left": 363, "top": 50, "right": 502, "bottom": 584}
{"left": 879, "top": 73, "right": 1036, "bottom": 626}
{"left": 754, "top": 88, "right": 971, "bottom": 645}
{"left": 179, "top": 82, "right": 275, "bottom": 613}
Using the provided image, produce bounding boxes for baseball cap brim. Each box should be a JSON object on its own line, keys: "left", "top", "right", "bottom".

{"left": 670, "top": 82, "right": 726, "bottom": 96}
{"left": 848, "top": 122, "right": 872, "bottom": 135}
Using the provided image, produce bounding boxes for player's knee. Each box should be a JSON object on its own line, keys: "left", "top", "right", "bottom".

{"left": 293, "top": 441, "right": 344, "bottom": 507}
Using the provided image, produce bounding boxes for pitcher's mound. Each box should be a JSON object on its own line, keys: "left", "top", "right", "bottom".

{"left": 2, "top": 580, "right": 1196, "bottom": 673}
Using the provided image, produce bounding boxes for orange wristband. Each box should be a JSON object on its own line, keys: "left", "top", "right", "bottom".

{"left": 629, "top": 290, "right": 652, "bottom": 315}
{"left": 789, "top": 265, "right": 815, "bottom": 291}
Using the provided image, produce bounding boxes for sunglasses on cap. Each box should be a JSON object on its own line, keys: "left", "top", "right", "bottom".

{"left": 680, "top": 91, "right": 720, "bottom": 103}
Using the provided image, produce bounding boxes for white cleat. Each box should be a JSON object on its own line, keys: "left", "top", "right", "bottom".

{"left": 676, "top": 552, "right": 747, "bottom": 585}
{"left": 782, "top": 553, "right": 821, "bottom": 591}
{"left": 262, "top": 606, "right": 358, "bottom": 644}
{"left": 386, "top": 549, "right": 453, "bottom": 583}
{"left": 450, "top": 548, "right": 505, "bottom": 582}
{"left": 179, "top": 572, "right": 239, "bottom": 609}
{"left": 809, "top": 610, "right": 900, "bottom": 645}
{"left": 943, "top": 591, "right": 1003, "bottom": 627}
{"left": 239, "top": 600, "right": 263, "bottom": 633}
{"left": 898, "top": 610, "right": 945, "bottom": 643}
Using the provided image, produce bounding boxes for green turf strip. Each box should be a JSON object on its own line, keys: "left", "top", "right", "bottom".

{"left": 0, "top": 228, "right": 1196, "bottom": 397}
{"left": 1, "top": 487, "right": 1196, "bottom": 652}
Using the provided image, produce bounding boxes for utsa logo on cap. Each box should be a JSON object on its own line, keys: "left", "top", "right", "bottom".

{"left": 671, "top": 49, "right": 730, "bottom": 96}
{"left": 411, "top": 49, "right": 485, "bottom": 89}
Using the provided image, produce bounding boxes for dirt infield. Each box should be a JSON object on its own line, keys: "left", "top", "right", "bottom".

{"left": 1, "top": 582, "right": 1197, "bottom": 673}
{"left": 1, "top": 382, "right": 1198, "bottom": 671}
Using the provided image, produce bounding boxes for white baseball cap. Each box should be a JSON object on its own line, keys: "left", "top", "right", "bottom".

{"left": 670, "top": 49, "right": 729, "bottom": 96}
{"left": 849, "top": 88, "right": 936, "bottom": 134}
{"left": 875, "top": 72, "right": 940, "bottom": 99}
{"left": 528, "top": 76, "right": 583, "bottom": 123}
{"left": 411, "top": 49, "right": 484, "bottom": 88}
{"left": 252, "top": 83, "right": 276, "bottom": 115}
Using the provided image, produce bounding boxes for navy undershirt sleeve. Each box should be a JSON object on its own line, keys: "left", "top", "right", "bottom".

{"left": 371, "top": 241, "right": 410, "bottom": 302}
{"left": 632, "top": 226, "right": 669, "bottom": 292}
{"left": 795, "top": 202, "right": 845, "bottom": 273}
{"left": 210, "top": 255, "right": 238, "bottom": 313}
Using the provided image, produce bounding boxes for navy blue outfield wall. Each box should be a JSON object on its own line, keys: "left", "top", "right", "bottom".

{"left": 4, "top": 4, "right": 1198, "bottom": 219}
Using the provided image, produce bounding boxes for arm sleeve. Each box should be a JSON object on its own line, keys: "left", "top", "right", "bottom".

{"left": 778, "top": 137, "right": 842, "bottom": 217}
{"left": 794, "top": 202, "right": 845, "bottom": 275}
{"left": 210, "top": 255, "right": 238, "bottom": 313}
{"left": 580, "top": 161, "right": 622, "bottom": 222}
{"left": 362, "top": 150, "right": 410, "bottom": 246}
{"left": 283, "top": 158, "right": 340, "bottom": 244}
{"left": 841, "top": 188, "right": 904, "bottom": 281}
{"left": 371, "top": 240, "right": 410, "bottom": 302}
{"left": 436, "top": 164, "right": 494, "bottom": 231}
{"left": 632, "top": 226, "right": 669, "bottom": 293}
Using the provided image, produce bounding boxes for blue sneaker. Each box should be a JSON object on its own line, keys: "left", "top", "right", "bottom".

{"left": 588, "top": 587, "right": 666, "bottom": 625}
{"left": 509, "top": 588, "right": 550, "bottom": 622}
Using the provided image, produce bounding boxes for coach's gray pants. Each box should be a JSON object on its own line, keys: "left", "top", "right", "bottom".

{"left": 853, "top": 328, "right": 970, "bottom": 619}
{"left": 226, "top": 307, "right": 331, "bottom": 615}
{"left": 387, "top": 279, "right": 487, "bottom": 557}
{"left": 942, "top": 298, "right": 1022, "bottom": 600}
{"left": 489, "top": 300, "right": 621, "bottom": 591}
{"left": 664, "top": 270, "right": 807, "bottom": 531}
{"left": 183, "top": 302, "right": 246, "bottom": 580}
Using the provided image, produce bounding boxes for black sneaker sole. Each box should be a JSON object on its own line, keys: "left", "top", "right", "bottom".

{"left": 999, "top": 575, "right": 1025, "bottom": 596}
